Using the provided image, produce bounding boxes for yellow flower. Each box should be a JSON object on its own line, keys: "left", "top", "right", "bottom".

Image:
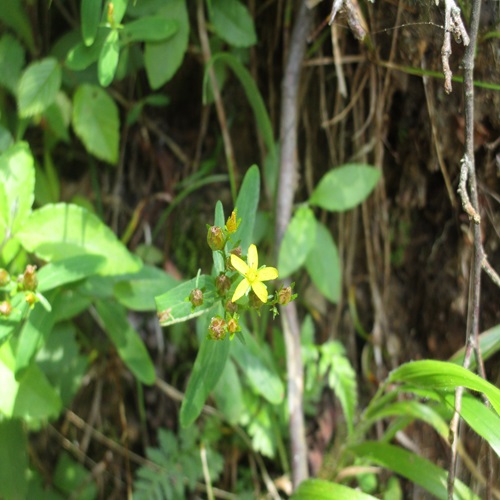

{"left": 231, "top": 244, "right": 278, "bottom": 303}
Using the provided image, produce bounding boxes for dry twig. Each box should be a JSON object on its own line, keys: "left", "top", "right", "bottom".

{"left": 275, "top": 0, "right": 313, "bottom": 489}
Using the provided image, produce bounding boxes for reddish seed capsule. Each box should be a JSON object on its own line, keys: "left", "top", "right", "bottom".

{"left": 208, "top": 316, "right": 227, "bottom": 341}
{"left": 207, "top": 226, "right": 225, "bottom": 251}
{"left": 189, "top": 288, "right": 204, "bottom": 307}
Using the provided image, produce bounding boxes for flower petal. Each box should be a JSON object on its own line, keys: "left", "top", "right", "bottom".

{"left": 257, "top": 266, "right": 279, "bottom": 282}
{"left": 231, "top": 253, "right": 249, "bottom": 276}
{"left": 232, "top": 278, "right": 250, "bottom": 302}
{"left": 251, "top": 281, "right": 269, "bottom": 303}
{"left": 247, "top": 244, "right": 258, "bottom": 270}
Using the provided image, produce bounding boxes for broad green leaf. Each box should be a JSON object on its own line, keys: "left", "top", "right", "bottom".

{"left": 0, "top": 0, "right": 34, "bottom": 53}
{"left": 50, "top": 289, "right": 92, "bottom": 323}
{"left": 113, "top": 265, "right": 178, "bottom": 311}
{"left": 292, "top": 479, "right": 377, "bottom": 500}
{"left": 155, "top": 275, "right": 216, "bottom": 326}
{"left": 350, "top": 442, "right": 479, "bottom": 500}
{"left": 122, "top": 17, "right": 178, "bottom": 43}
{"left": 278, "top": 206, "right": 316, "bottom": 277}
{"left": 38, "top": 255, "right": 106, "bottom": 292}
{"left": 450, "top": 324, "right": 500, "bottom": 370}
{"left": 0, "top": 419, "right": 28, "bottom": 500}
{"left": 305, "top": 221, "right": 341, "bottom": 303}
{"left": 36, "top": 322, "right": 88, "bottom": 407}
{"left": 98, "top": 29, "right": 120, "bottom": 87}
{"left": 444, "top": 393, "right": 500, "bottom": 458}
{"left": 0, "top": 342, "right": 62, "bottom": 425}
{"left": 233, "top": 164, "right": 260, "bottom": 253}
{"left": 180, "top": 318, "right": 231, "bottom": 427}
{"left": 389, "top": 360, "right": 500, "bottom": 415}
{"left": 231, "top": 326, "right": 284, "bottom": 404}
{"left": 43, "top": 91, "right": 72, "bottom": 143}
{"left": 110, "top": 0, "right": 128, "bottom": 24}
{"left": 0, "top": 142, "right": 35, "bottom": 237}
{"left": 0, "top": 34, "right": 25, "bottom": 94}
{"left": 0, "top": 125, "right": 14, "bottom": 152}
{"left": 144, "top": 0, "right": 189, "bottom": 89}
{"left": 16, "top": 203, "right": 142, "bottom": 275}
{"left": 18, "top": 58, "right": 62, "bottom": 117}
{"left": 66, "top": 29, "right": 109, "bottom": 71}
{"left": 213, "top": 358, "right": 244, "bottom": 424}
{"left": 210, "top": 0, "right": 257, "bottom": 48}
{"left": 81, "top": 0, "right": 103, "bottom": 46}
{"left": 36, "top": 151, "right": 61, "bottom": 207}
{"left": 247, "top": 404, "right": 275, "bottom": 457}
{"left": 203, "top": 54, "right": 276, "bottom": 165}
{"left": 309, "top": 164, "right": 381, "bottom": 212}
{"left": 15, "top": 300, "right": 55, "bottom": 378}
{"left": 72, "top": 84, "right": 119, "bottom": 164}
{"left": 320, "top": 341, "right": 357, "bottom": 434}
{"left": 95, "top": 299, "right": 156, "bottom": 385}
{"left": 53, "top": 453, "right": 97, "bottom": 500}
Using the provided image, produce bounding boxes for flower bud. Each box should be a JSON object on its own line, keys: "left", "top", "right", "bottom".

{"left": 189, "top": 288, "right": 204, "bottom": 307}
{"left": 226, "top": 210, "right": 240, "bottom": 234}
{"left": 225, "top": 299, "right": 238, "bottom": 314}
{"left": 208, "top": 316, "right": 227, "bottom": 341}
{"left": 226, "top": 247, "right": 242, "bottom": 271}
{"left": 18, "top": 265, "right": 38, "bottom": 292}
{"left": 277, "top": 286, "right": 293, "bottom": 306}
{"left": 227, "top": 317, "right": 239, "bottom": 335}
{"left": 25, "top": 291, "right": 37, "bottom": 307}
{"left": 207, "top": 226, "right": 226, "bottom": 251}
{"left": 215, "top": 274, "right": 231, "bottom": 295}
{"left": 0, "top": 269, "right": 10, "bottom": 287}
{"left": 0, "top": 301, "right": 12, "bottom": 316}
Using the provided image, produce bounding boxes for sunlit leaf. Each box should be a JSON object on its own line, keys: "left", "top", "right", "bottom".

{"left": 309, "top": 164, "right": 381, "bottom": 212}
{"left": 72, "top": 84, "right": 119, "bottom": 164}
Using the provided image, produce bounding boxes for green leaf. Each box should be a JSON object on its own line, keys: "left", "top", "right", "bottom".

{"left": 98, "top": 29, "right": 120, "bottom": 87}
{"left": 15, "top": 300, "right": 55, "bottom": 378}
{"left": 180, "top": 329, "right": 231, "bottom": 427}
{"left": 210, "top": 0, "right": 257, "bottom": 48}
{"left": 36, "top": 322, "right": 88, "bottom": 407}
{"left": 155, "top": 274, "right": 216, "bottom": 326}
{"left": 305, "top": 221, "right": 341, "bottom": 303}
{"left": 231, "top": 326, "right": 284, "bottom": 404}
{"left": 233, "top": 164, "right": 260, "bottom": 253}
{"left": 213, "top": 358, "right": 244, "bottom": 424}
{"left": 114, "top": 265, "right": 178, "bottom": 311}
{"left": 389, "top": 360, "right": 500, "bottom": 415}
{"left": 320, "top": 341, "right": 357, "bottom": 434}
{"left": 0, "top": 34, "right": 25, "bottom": 94}
{"left": 38, "top": 255, "right": 106, "bottom": 292}
{"left": 444, "top": 393, "right": 500, "bottom": 458}
{"left": 0, "top": 0, "right": 35, "bottom": 53}
{"left": 53, "top": 453, "right": 96, "bottom": 500}
{"left": 18, "top": 57, "right": 62, "bottom": 117}
{"left": 0, "top": 419, "right": 28, "bottom": 500}
{"left": 0, "top": 341, "right": 62, "bottom": 425}
{"left": 450, "top": 324, "right": 500, "bottom": 370}
{"left": 95, "top": 299, "right": 156, "bottom": 385}
{"left": 66, "top": 30, "right": 108, "bottom": 71}
{"left": 16, "top": 203, "right": 142, "bottom": 275}
{"left": 81, "top": 0, "right": 103, "bottom": 46}
{"left": 309, "top": 164, "right": 381, "bottom": 212}
{"left": 292, "top": 479, "right": 377, "bottom": 500}
{"left": 122, "top": 17, "right": 178, "bottom": 43}
{"left": 350, "top": 442, "right": 479, "bottom": 500}
{"left": 72, "top": 84, "right": 119, "bottom": 164}
{"left": 0, "top": 142, "right": 35, "bottom": 237}
{"left": 43, "top": 91, "right": 72, "bottom": 143}
{"left": 278, "top": 206, "right": 316, "bottom": 277}
{"left": 144, "top": 0, "right": 189, "bottom": 89}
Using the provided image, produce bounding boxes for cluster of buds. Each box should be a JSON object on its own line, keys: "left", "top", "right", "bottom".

{"left": 207, "top": 312, "right": 241, "bottom": 341}
{"left": 206, "top": 210, "right": 241, "bottom": 252}
{"left": 0, "top": 265, "right": 42, "bottom": 316}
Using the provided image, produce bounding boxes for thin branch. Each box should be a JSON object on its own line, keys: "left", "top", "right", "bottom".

{"left": 441, "top": 0, "right": 470, "bottom": 94}
{"left": 196, "top": 0, "right": 238, "bottom": 202}
{"left": 275, "top": 0, "right": 313, "bottom": 489}
{"left": 449, "top": 0, "right": 484, "bottom": 497}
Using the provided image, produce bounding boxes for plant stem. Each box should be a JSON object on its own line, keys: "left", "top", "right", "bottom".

{"left": 275, "top": 0, "right": 313, "bottom": 489}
